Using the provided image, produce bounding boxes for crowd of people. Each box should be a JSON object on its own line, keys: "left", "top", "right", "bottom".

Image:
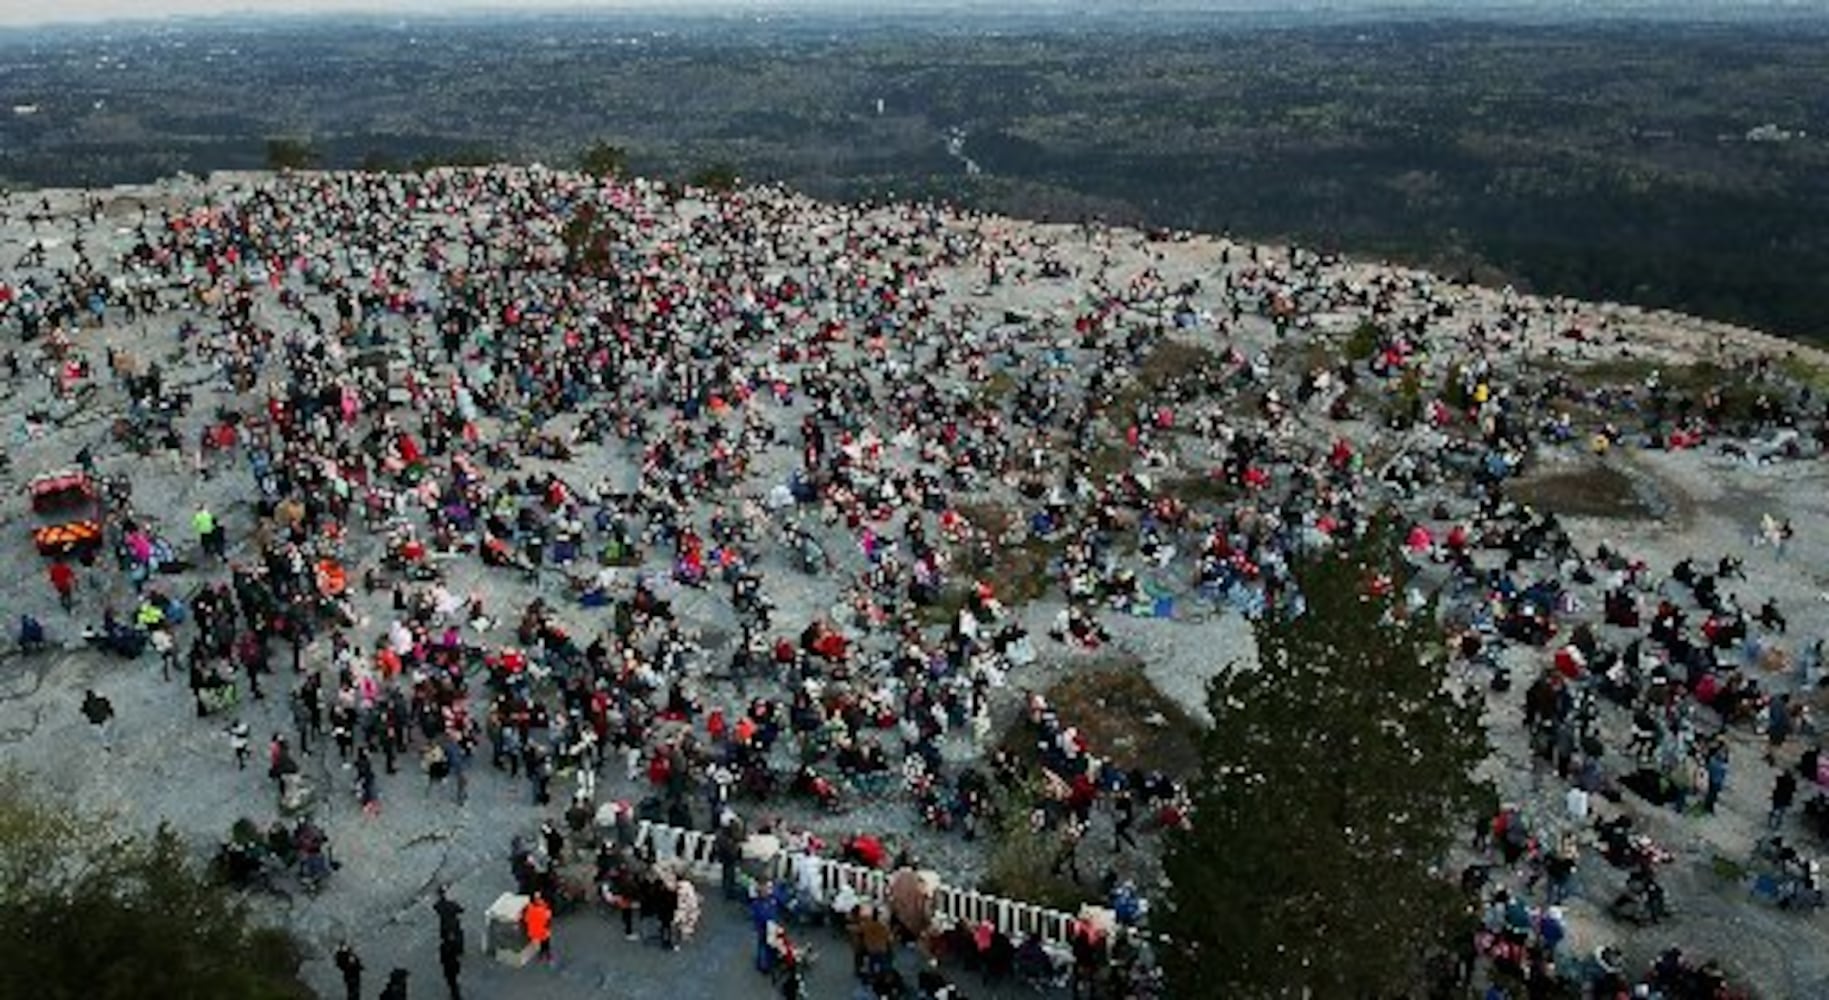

{"left": 4, "top": 164, "right": 1827, "bottom": 998}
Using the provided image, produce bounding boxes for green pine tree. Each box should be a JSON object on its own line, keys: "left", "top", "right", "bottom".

{"left": 1159, "top": 521, "right": 1489, "bottom": 997}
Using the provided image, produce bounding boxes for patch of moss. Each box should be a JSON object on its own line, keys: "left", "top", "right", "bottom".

{"left": 1088, "top": 443, "right": 1134, "bottom": 479}
{"left": 1158, "top": 472, "right": 1240, "bottom": 510}
{"left": 942, "top": 503, "right": 1062, "bottom": 610}
{"left": 1110, "top": 338, "right": 1223, "bottom": 419}
{"left": 1006, "top": 656, "right": 1204, "bottom": 779}
{"left": 1508, "top": 462, "right": 1654, "bottom": 520}
{"left": 977, "top": 370, "right": 1019, "bottom": 402}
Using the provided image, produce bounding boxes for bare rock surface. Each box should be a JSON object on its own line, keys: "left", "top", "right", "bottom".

{"left": 1, "top": 168, "right": 1827, "bottom": 997}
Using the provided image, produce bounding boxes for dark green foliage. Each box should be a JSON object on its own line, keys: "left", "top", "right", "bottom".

{"left": 1159, "top": 524, "right": 1488, "bottom": 998}
{"left": 1388, "top": 368, "right": 1426, "bottom": 430}
{"left": 0, "top": 774, "right": 311, "bottom": 1000}
{"left": 979, "top": 777, "right": 1090, "bottom": 913}
{"left": 263, "top": 138, "right": 318, "bottom": 171}
{"left": 1344, "top": 321, "right": 1382, "bottom": 363}
{"left": 560, "top": 201, "right": 614, "bottom": 276}
{"left": 410, "top": 147, "right": 499, "bottom": 172}
{"left": 690, "top": 163, "right": 741, "bottom": 193}
{"left": 578, "top": 141, "right": 629, "bottom": 178}
{"left": 359, "top": 150, "right": 405, "bottom": 174}
{"left": 1441, "top": 365, "right": 1472, "bottom": 410}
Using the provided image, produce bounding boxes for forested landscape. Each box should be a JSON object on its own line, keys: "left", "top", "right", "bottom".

{"left": 0, "top": 8, "right": 1824, "bottom": 338}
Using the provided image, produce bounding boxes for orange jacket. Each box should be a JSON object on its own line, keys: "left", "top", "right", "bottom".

{"left": 524, "top": 898, "right": 552, "bottom": 942}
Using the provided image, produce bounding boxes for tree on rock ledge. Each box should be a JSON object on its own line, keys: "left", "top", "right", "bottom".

{"left": 578, "top": 141, "right": 629, "bottom": 179}
{"left": 1160, "top": 522, "right": 1488, "bottom": 997}
{"left": 264, "top": 138, "right": 318, "bottom": 172}
{"left": 0, "top": 772, "right": 310, "bottom": 1000}
{"left": 690, "top": 163, "right": 741, "bottom": 194}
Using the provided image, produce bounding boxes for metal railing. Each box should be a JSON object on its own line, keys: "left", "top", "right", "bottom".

{"left": 630, "top": 819, "right": 1086, "bottom": 949}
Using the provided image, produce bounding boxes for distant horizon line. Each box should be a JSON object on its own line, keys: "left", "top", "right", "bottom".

{"left": 5, "top": 0, "right": 1827, "bottom": 34}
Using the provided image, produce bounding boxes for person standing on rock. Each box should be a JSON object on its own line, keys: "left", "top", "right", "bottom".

{"left": 333, "top": 940, "right": 363, "bottom": 1000}
{"left": 80, "top": 688, "right": 114, "bottom": 751}
{"left": 227, "top": 720, "right": 251, "bottom": 769}
{"left": 356, "top": 747, "right": 380, "bottom": 818}
{"left": 1111, "top": 784, "right": 1139, "bottom": 854}
{"left": 439, "top": 934, "right": 464, "bottom": 1000}
{"left": 48, "top": 558, "right": 77, "bottom": 612}
{"left": 433, "top": 885, "right": 465, "bottom": 949}
{"left": 1703, "top": 742, "right": 1730, "bottom": 814}
{"left": 1049, "top": 815, "right": 1087, "bottom": 884}
{"left": 451, "top": 732, "right": 472, "bottom": 806}
{"left": 268, "top": 733, "right": 296, "bottom": 791}
{"left": 1765, "top": 694, "right": 1794, "bottom": 765}
{"left": 523, "top": 891, "right": 553, "bottom": 964}
{"left": 1770, "top": 769, "right": 1799, "bottom": 829}
{"left": 714, "top": 814, "right": 745, "bottom": 901}
{"left": 193, "top": 504, "right": 223, "bottom": 561}
{"left": 289, "top": 687, "right": 314, "bottom": 756}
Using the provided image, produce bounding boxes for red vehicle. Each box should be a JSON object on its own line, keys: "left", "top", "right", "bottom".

{"left": 28, "top": 469, "right": 105, "bottom": 557}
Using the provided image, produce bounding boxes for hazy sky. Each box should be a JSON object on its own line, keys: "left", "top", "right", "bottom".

{"left": 0, "top": 0, "right": 719, "bottom": 28}
{"left": 0, "top": 0, "right": 1805, "bottom": 29}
